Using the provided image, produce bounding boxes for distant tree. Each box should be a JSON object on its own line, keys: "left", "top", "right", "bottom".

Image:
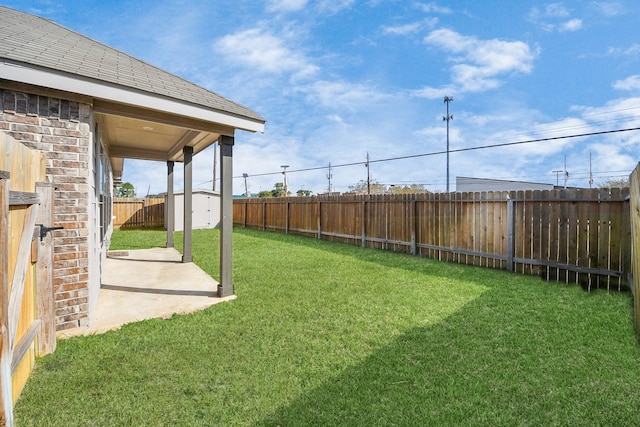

{"left": 272, "top": 182, "right": 286, "bottom": 197}
{"left": 257, "top": 182, "right": 291, "bottom": 198}
{"left": 388, "top": 184, "right": 430, "bottom": 194}
{"left": 599, "top": 178, "right": 629, "bottom": 188}
{"left": 348, "top": 180, "right": 430, "bottom": 195}
{"left": 297, "top": 189, "right": 313, "bottom": 197}
{"left": 115, "top": 182, "right": 136, "bottom": 197}
{"left": 348, "top": 179, "right": 386, "bottom": 195}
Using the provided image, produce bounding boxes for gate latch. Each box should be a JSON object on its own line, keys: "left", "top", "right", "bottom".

{"left": 37, "top": 224, "right": 64, "bottom": 241}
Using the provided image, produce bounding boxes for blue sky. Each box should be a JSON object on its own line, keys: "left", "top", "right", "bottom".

{"left": 5, "top": 0, "right": 640, "bottom": 195}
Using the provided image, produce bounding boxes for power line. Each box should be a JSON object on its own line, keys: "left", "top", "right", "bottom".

{"left": 234, "top": 126, "right": 640, "bottom": 179}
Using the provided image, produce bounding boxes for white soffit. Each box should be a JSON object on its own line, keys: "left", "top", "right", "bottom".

{"left": 0, "top": 61, "right": 265, "bottom": 134}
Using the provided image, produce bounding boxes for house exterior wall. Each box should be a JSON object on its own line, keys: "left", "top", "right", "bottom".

{"left": 0, "top": 87, "right": 105, "bottom": 331}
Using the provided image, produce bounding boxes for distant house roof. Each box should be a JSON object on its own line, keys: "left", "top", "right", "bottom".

{"left": 0, "top": 6, "right": 264, "bottom": 127}
{"left": 456, "top": 177, "right": 556, "bottom": 192}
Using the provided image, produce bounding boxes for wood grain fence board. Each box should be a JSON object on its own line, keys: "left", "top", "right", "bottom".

{"left": 609, "top": 188, "right": 623, "bottom": 291}
{"left": 444, "top": 192, "right": 454, "bottom": 262}
{"left": 424, "top": 195, "right": 434, "bottom": 258}
{"left": 113, "top": 197, "right": 165, "bottom": 228}
{"left": 474, "top": 192, "right": 482, "bottom": 266}
{"left": 476, "top": 192, "right": 484, "bottom": 267}
{"left": 0, "top": 177, "right": 8, "bottom": 426}
{"left": 457, "top": 192, "right": 466, "bottom": 264}
{"left": 550, "top": 190, "right": 562, "bottom": 281}
{"left": 586, "top": 189, "right": 600, "bottom": 290}
{"left": 35, "top": 183, "right": 55, "bottom": 356}
{"left": 578, "top": 189, "right": 594, "bottom": 285}
{"left": 496, "top": 192, "right": 507, "bottom": 270}
{"left": 597, "top": 188, "right": 612, "bottom": 289}
{"left": 629, "top": 164, "right": 640, "bottom": 335}
{"left": 514, "top": 193, "right": 523, "bottom": 274}
{"left": 429, "top": 194, "right": 437, "bottom": 259}
{"left": 531, "top": 190, "right": 542, "bottom": 277}
{"left": 485, "top": 192, "right": 494, "bottom": 267}
{"left": 468, "top": 191, "right": 477, "bottom": 265}
{"left": 565, "top": 190, "right": 578, "bottom": 284}
{"left": 436, "top": 193, "right": 443, "bottom": 260}
{"left": 620, "top": 187, "right": 631, "bottom": 290}
{"left": 526, "top": 190, "right": 535, "bottom": 275}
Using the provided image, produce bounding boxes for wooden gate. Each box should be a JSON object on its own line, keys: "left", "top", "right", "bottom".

{"left": 1, "top": 135, "right": 54, "bottom": 426}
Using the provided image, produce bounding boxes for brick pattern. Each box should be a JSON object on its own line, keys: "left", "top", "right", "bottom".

{"left": 1, "top": 88, "right": 93, "bottom": 331}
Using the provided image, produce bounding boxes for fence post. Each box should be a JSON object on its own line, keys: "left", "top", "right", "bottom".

{"left": 411, "top": 199, "right": 417, "bottom": 256}
{"left": 629, "top": 163, "right": 640, "bottom": 337}
{"left": 262, "top": 201, "right": 266, "bottom": 231}
{"left": 243, "top": 201, "right": 248, "bottom": 228}
{"left": 35, "top": 182, "right": 56, "bottom": 356}
{"left": 317, "top": 200, "right": 322, "bottom": 240}
{"left": 506, "top": 195, "right": 515, "bottom": 272}
{"left": 285, "top": 201, "right": 290, "bottom": 234}
{"left": 361, "top": 200, "right": 367, "bottom": 248}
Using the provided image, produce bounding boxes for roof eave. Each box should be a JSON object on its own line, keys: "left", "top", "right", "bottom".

{"left": 0, "top": 60, "right": 265, "bottom": 134}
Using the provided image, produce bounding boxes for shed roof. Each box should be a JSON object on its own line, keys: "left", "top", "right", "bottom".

{"left": 0, "top": 6, "right": 264, "bottom": 125}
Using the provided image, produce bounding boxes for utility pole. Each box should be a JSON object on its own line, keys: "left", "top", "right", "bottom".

{"left": 589, "top": 152, "right": 593, "bottom": 188}
{"left": 242, "top": 173, "right": 249, "bottom": 197}
{"left": 563, "top": 154, "right": 569, "bottom": 189}
{"left": 443, "top": 96, "right": 453, "bottom": 193}
{"left": 365, "top": 152, "right": 371, "bottom": 195}
{"left": 280, "top": 165, "right": 289, "bottom": 197}
{"left": 327, "top": 162, "right": 333, "bottom": 194}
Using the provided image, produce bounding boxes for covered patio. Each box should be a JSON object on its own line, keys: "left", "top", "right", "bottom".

{"left": 59, "top": 247, "right": 234, "bottom": 337}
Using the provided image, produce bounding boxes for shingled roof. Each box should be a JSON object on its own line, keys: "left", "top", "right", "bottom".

{"left": 0, "top": 6, "right": 265, "bottom": 124}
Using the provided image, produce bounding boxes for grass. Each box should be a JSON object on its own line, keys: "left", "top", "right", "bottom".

{"left": 15, "top": 228, "right": 640, "bottom": 426}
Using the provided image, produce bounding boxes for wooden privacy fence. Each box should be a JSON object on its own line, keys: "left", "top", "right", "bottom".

{"left": 630, "top": 163, "right": 640, "bottom": 335}
{"left": 113, "top": 197, "right": 165, "bottom": 228}
{"left": 1, "top": 136, "right": 56, "bottom": 426}
{"left": 234, "top": 188, "right": 631, "bottom": 291}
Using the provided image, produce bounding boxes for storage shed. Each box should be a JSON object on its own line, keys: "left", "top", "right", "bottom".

{"left": 172, "top": 190, "right": 221, "bottom": 231}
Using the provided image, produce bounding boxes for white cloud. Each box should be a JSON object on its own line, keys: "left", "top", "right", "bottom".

{"left": 266, "top": 0, "right": 308, "bottom": 12}
{"left": 613, "top": 75, "right": 640, "bottom": 91}
{"left": 382, "top": 22, "right": 423, "bottom": 36}
{"left": 418, "top": 2, "right": 453, "bottom": 14}
{"left": 543, "top": 3, "right": 570, "bottom": 18}
{"left": 213, "top": 28, "right": 318, "bottom": 78}
{"left": 559, "top": 18, "right": 582, "bottom": 32}
{"left": 528, "top": 3, "right": 583, "bottom": 32}
{"left": 417, "top": 29, "right": 537, "bottom": 97}
{"left": 590, "top": 1, "right": 625, "bottom": 17}
{"left": 304, "top": 80, "right": 392, "bottom": 110}
{"left": 317, "top": 0, "right": 355, "bottom": 14}
{"left": 607, "top": 44, "right": 640, "bottom": 58}
{"left": 382, "top": 18, "right": 438, "bottom": 36}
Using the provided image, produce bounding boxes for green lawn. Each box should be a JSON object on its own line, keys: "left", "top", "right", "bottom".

{"left": 15, "top": 228, "right": 640, "bottom": 426}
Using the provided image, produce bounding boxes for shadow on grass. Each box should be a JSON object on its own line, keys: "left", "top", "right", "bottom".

{"left": 256, "top": 281, "right": 638, "bottom": 426}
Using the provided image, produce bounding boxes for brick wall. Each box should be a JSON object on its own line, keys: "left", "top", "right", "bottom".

{"left": 0, "top": 88, "right": 93, "bottom": 331}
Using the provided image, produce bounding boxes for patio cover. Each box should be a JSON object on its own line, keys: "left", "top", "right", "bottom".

{"left": 0, "top": 6, "right": 265, "bottom": 296}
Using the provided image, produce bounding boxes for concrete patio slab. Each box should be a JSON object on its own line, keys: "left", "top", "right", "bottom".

{"left": 58, "top": 247, "right": 235, "bottom": 338}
